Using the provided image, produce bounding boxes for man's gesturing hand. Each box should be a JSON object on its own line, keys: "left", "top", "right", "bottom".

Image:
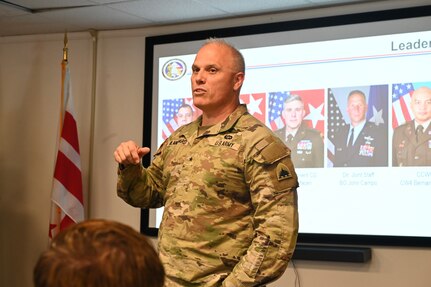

{"left": 114, "top": 140, "right": 150, "bottom": 166}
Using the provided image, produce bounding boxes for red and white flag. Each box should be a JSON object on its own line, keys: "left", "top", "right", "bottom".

{"left": 49, "top": 56, "right": 84, "bottom": 239}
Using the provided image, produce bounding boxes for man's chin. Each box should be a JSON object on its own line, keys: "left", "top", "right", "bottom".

{"left": 287, "top": 122, "right": 300, "bottom": 129}
{"left": 416, "top": 116, "right": 431, "bottom": 123}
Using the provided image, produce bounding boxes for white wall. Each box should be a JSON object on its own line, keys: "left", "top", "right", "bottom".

{"left": 0, "top": 33, "right": 94, "bottom": 287}
{"left": 1, "top": 0, "right": 431, "bottom": 286}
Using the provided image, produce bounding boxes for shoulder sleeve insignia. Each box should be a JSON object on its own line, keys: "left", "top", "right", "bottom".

{"left": 276, "top": 162, "right": 292, "bottom": 181}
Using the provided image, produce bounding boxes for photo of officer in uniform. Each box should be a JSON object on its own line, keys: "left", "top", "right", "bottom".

{"left": 333, "top": 89, "right": 388, "bottom": 167}
{"left": 176, "top": 103, "right": 194, "bottom": 127}
{"left": 392, "top": 86, "right": 431, "bottom": 166}
{"left": 275, "top": 94, "right": 324, "bottom": 168}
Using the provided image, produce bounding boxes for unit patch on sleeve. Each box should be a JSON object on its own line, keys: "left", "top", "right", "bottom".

{"left": 276, "top": 163, "right": 292, "bottom": 181}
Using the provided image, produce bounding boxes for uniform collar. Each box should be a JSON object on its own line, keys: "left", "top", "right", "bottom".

{"left": 414, "top": 119, "right": 431, "bottom": 131}
{"left": 350, "top": 119, "right": 366, "bottom": 132}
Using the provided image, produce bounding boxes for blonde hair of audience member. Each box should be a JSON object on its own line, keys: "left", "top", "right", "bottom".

{"left": 33, "top": 219, "right": 165, "bottom": 287}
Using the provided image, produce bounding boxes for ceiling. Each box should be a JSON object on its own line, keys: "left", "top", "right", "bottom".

{"left": 0, "top": 0, "right": 390, "bottom": 37}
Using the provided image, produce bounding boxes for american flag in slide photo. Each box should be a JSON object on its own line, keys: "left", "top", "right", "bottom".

{"left": 392, "top": 83, "right": 414, "bottom": 129}
{"left": 162, "top": 98, "right": 182, "bottom": 139}
{"left": 268, "top": 91, "right": 289, "bottom": 131}
{"left": 327, "top": 88, "right": 346, "bottom": 167}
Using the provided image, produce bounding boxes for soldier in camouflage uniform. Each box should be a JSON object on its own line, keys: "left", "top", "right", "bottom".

{"left": 114, "top": 39, "right": 299, "bottom": 287}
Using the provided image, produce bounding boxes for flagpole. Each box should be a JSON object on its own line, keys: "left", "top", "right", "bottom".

{"left": 63, "top": 32, "right": 68, "bottom": 63}
{"left": 60, "top": 32, "right": 68, "bottom": 126}
{"left": 86, "top": 29, "right": 98, "bottom": 217}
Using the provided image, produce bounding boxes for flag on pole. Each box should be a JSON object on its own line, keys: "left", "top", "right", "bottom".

{"left": 49, "top": 34, "right": 84, "bottom": 239}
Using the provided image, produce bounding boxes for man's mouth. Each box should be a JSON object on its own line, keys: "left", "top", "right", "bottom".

{"left": 193, "top": 88, "right": 206, "bottom": 95}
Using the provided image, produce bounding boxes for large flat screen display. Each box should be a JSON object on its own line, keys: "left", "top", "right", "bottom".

{"left": 141, "top": 5, "right": 431, "bottom": 247}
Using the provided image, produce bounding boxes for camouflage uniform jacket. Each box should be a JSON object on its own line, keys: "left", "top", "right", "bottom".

{"left": 117, "top": 104, "right": 299, "bottom": 287}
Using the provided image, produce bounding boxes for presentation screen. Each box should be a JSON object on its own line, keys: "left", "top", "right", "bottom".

{"left": 141, "top": 6, "right": 431, "bottom": 246}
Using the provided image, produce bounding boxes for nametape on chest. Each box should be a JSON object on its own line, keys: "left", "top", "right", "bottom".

{"left": 168, "top": 138, "right": 188, "bottom": 146}
{"left": 208, "top": 137, "right": 240, "bottom": 150}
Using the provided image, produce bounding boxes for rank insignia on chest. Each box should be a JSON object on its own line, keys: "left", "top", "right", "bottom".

{"left": 276, "top": 163, "right": 292, "bottom": 181}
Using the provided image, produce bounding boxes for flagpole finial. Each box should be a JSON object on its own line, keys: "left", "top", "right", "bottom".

{"left": 63, "top": 32, "right": 68, "bottom": 62}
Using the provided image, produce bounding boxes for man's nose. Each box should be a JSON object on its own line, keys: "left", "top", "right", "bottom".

{"left": 193, "top": 70, "right": 205, "bottom": 83}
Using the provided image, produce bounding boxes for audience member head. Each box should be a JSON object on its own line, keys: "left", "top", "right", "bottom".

{"left": 34, "top": 219, "right": 164, "bottom": 287}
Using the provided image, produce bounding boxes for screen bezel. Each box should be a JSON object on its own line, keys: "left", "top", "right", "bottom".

{"left": 141, "top": 5, "right": 431, "bottom": 247}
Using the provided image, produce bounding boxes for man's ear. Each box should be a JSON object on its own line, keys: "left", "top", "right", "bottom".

{"left": 233, "top": 72, "right": 245, "bottom": 91}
